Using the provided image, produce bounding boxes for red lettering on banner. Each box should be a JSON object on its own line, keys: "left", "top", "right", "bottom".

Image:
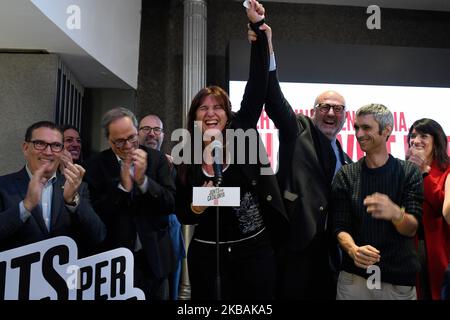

{"left": 342, "top": 111, "right": 356, "bottom": 132}
{"left": 391, "top": 112, "right": 407, "bottom": 132}
{"left": 294, "top": 108, "right": 314, "bottom": 117}
{"left": 336, "top": 134, "right": 342, "bottom": 146}
{"left": 265, "top": 132, "right": 273, "bottom": 167}
{"left": 386, "top": 135, "right": 396, "bottom": 154}
{"left": 337, "top": 134, "right": 365, "bottom": 161}
{"left": 398, "top": 112, "right": 407, "bottom": 132}
{"left": 345, "top": 134, "right": 364, "bottom": 160}
{"left": 342, "top": 111, "right": 407, "bottom": 133}
{"left": 258, "top": 110, "right": 271, "bottom": 130}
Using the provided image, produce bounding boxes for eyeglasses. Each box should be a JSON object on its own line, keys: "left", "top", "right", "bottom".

{"left": 27, "top": 140, "right": 64, "bottom": 152}
{"left": 110, "top": 134, "right": 139, "bottom": 148}
{"left": 139, "top": 126, "right": 163, "bottom": 136}
{"left": 315, "top": 103, "right": 345, "bottom": 114}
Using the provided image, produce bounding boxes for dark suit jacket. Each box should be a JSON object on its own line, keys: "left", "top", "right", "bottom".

{"left": 84, "top": 146, "right": 176, "bottom": 279}
{"left": 265, "top": 71, "right": 352, "bottom": 252}
{"left": 0, "top": 167, "right": 106, "bottom": 253}
{"left": 176, "top": 20, "right": 289, "bottom": 247}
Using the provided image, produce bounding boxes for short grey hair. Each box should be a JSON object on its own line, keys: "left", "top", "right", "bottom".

{"left": 356, "top": 103, "right": 393, "bottom": 134}
{"left": 101, "top": 107, "right": 138, "bottom": 138}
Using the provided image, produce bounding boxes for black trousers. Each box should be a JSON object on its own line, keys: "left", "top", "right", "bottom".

{"left": 188, "top": 229, "right": 276, "bottom": 300}
{"left": 133, "top": 250, "right": 169, "bottom": 300}
{"left": 276, "top": 234, "right": 337, "bottom": 300}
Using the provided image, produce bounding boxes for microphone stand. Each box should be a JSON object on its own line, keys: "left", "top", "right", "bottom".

{"left": 214, "top": 174, "right": 222, "bottom": 300}
{"left": 211, "top": 140, "right": 223, "bottom": 300}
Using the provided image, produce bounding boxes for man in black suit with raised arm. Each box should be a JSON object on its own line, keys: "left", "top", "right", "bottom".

{"left": 247, "top": 4, "right": 352, "bottom": 298}
{"left": 84, "top": 107, "right": 176, "bottom": 300}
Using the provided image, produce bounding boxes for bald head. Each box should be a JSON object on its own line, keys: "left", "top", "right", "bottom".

{"left": 314, "top": 91, "right": 345, "bottom": 107}
{"left": 138, "top": 114, "right": 164, "bottom": 150}
{"left": 312, "top": 90, "right": 347, "bottom": 140}
{"left": 141, "top": 115, "right": 163, "bottom": 128}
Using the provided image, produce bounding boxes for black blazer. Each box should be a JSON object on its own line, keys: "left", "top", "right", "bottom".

{"left": 176, "top": 20, "right": 288, "bottom": 247}
{"left": 84, "top": 146, "right": 176, "bottom": 279}
{"left": 0, "top": 167, "right": 106, "bottom": 253}
{"left": 265, "top": 71, "right": 352, "bottom": 252}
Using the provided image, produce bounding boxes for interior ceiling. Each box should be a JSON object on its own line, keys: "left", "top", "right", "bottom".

{"left": 0, "top": 0, "right": 131, "bottom": 89}
{"left": 263, "top": 0, "right": 450, "bottom": 12}
{"left": 2, "top": 0, "right": 449, "bottom": 89}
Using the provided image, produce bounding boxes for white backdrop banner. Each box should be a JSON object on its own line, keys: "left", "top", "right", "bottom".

{"left": 230, "top": 81, "right": 450, "bottom": 171}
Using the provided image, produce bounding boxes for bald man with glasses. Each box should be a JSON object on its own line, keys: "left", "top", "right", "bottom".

{"left": 138, "top": 116, "right": 164, "bottom": 151}
{"left": 247, "top": 5, "right": 352, "bottom": 298}
{"left": 84, "top": 107, "right": 176, "bottom": 300}
{"left": 0, "top": 121, "right": 105, "bottom": 254}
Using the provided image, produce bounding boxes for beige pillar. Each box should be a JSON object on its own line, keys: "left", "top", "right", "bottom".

{"left": 179, "top": 0, "right": 207, "bottom": 300}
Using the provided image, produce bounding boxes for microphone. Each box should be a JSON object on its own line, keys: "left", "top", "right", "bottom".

{"left": 210, "top": 140, "right": 223, "bottom": 186}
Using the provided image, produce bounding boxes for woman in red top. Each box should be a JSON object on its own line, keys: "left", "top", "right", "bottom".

{"left": 407, "top": 118, "right": 450, "bottom": 299}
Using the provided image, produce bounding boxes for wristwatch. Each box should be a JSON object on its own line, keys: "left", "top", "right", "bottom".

{"left": 66, "top": 192, "right": 80, "bottom": 206}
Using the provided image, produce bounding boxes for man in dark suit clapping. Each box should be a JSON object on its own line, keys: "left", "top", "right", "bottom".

{"left": 84, "top": 107, "right": 176, "bottom": 300}
{"left": 0, "top": 121, "right": 105, "bottom": 254}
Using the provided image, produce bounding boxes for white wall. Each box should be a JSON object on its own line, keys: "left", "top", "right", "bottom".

{"left": 31, "top": 0, "right": 141, "bottom": 89}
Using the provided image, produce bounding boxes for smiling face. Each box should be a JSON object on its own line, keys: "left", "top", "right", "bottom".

{"left": 354, "top": 114, "right": 391, "bottom": 155}
{"left": 195, "top": 95, "right": 228, "bottom": 135}
{"left": 138, "top": 115, "right": 164, "bottom": 151}
{"left": 63, "top": 128, "right": 81, "bottom": 161}
{"left": 23, "top": 127, "right": 63, "bottom": 178}
{"left": 408, "top": 129, "right": 434, "bottom": 163}
{"left": 312, "top": 91, "right": 346, "bottom": 140}
{"left": 108, "top": 116, "right": 139, "bottom": 159}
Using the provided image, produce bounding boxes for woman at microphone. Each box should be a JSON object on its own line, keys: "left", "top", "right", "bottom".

{"left": 175, "top": 0, "right": 288, "bottom": 300}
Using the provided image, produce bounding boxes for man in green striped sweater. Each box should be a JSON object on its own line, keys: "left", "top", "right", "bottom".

{"left": 332, "top": 103, "right": 423, "bottom": 300}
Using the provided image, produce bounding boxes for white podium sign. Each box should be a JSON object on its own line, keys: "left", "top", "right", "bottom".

{"left": 193, "top": 187, "right": 241, "bottom": 207}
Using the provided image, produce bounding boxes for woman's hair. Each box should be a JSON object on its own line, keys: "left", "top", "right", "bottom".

{"left": 186, "top": 85, "right": 233, "bottom": 138}
{"left": 407, "top": 118, "right": 449, "bottom": 171}
{"left": 178, "top": 86, "right": 233, "bottom": 185}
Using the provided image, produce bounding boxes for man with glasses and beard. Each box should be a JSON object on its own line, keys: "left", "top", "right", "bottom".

{"left": 84, "top": 107, "right": 176, "bottom": 300}
{"left": 0, "top": 121, "right": 105, "bottom": 253}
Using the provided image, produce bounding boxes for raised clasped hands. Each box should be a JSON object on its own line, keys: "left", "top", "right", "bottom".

{"left": 246, "top": 0, "right": 265, "bottom": 23}
{"left": 132, "top": 148, "right": 148, "bottom": 185}
{"left": 406, "top": 146, "right": 431, "bottom": 174}
{"left": 120, "top": 148, "right": 148, "bottom": 192}
{"left": 246, "top": 0, "right": 273, "bottom": 53}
